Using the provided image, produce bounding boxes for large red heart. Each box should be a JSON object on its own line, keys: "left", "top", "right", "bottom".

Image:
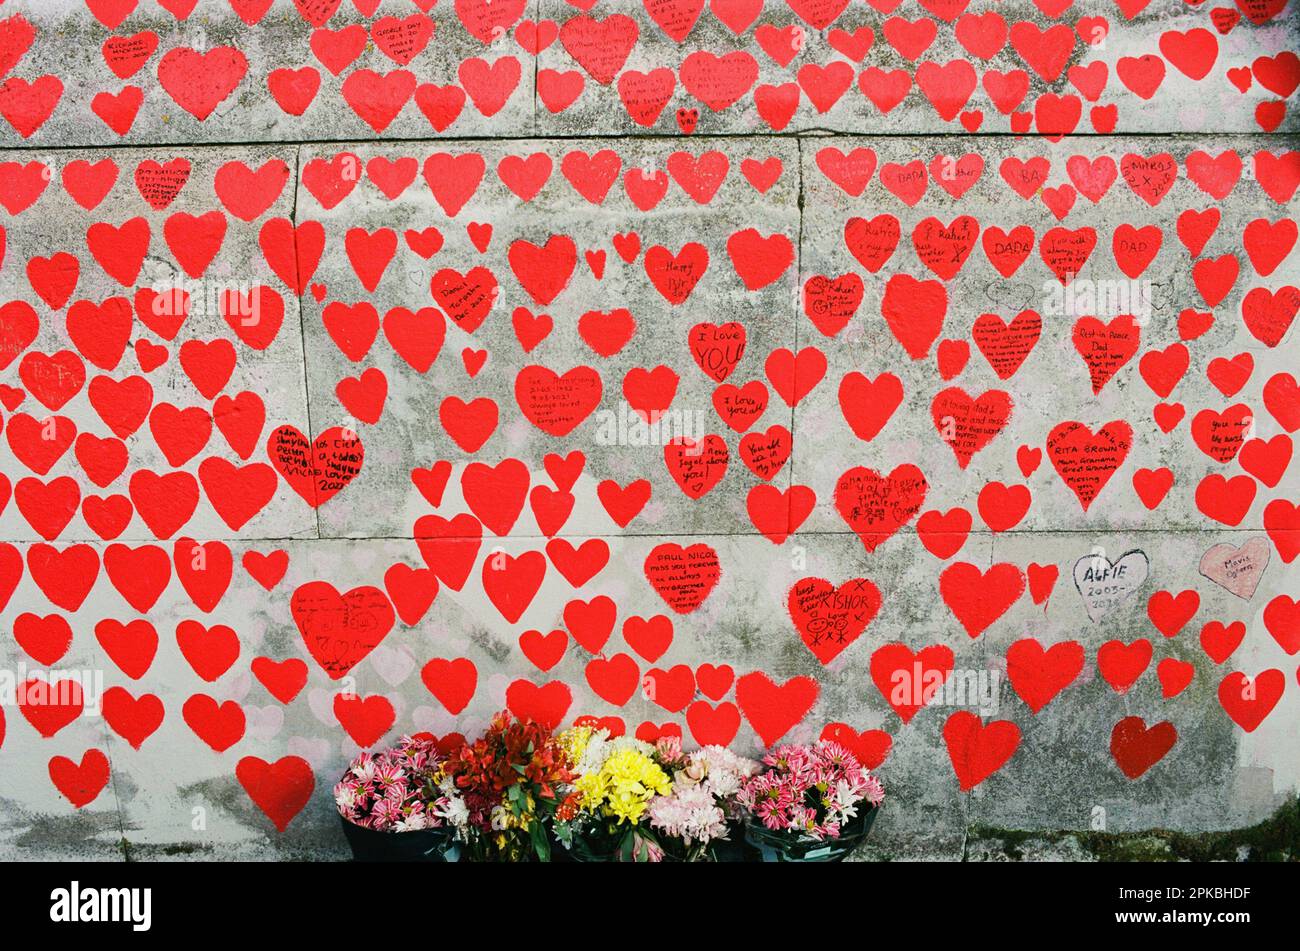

{"left": 184, "top": 695, "right": 246, "bottom": 752}
{"left": 881, "top": 273, "right": 946, "bottom": 358}
{"left": 505, "top": 679, "right": 571, "bottom": 730}
{"left": 834, "top": 464, "right": 928, "bottom": 552}
{"left": 644, "top": 542, "right": 720, "bottom": 614}
{"left": 49, "top": 749, "right": 110, "bottom": 808}
{"left": 1217, "top": 669, "right": 1284, "bottom": 731}
{"left": 787, "top": 577, "right": 882, "bottom": 665}
{"left": 236, "top": 755, "right": 314, "bottom": 832}
{"left": 869, "top": 643, "right": 954, "bottom": 722}
{"left": 1006, "top": 638, "right": 1084, "bottom": 712}
{"left": 102, "top": 687, "right": 164, "bottom": 750}
{"left": 644, "top": 242, "right": 708, "bottom": 304}
{"left": 1046, "top": 420, "right": 1132, "bottom": 510}
{"left": 940, "top": 562, "right": 1026, "bottom": 638}
{"left": 266, "top": 425, "right": 364, "bottom": 508}
{"left": 157, "top": 47, "right": 249, "bottom": 121}
{"left": 482, "top": 550, "right": 546, "bottom": 623}
{"left": 943, "top": 711, "right": 1020, "bottom": 791}
{"left": 507, "top": 234, "right": 577, "bottom": 306}
{"left": 513, "top": 365, "right": 602, "bottom": 436}
{"left": 19, "top": 677, "right": 84, "bottom": 737}
{"left": 930, "top": 387, "right": 1013, "bottom": 468}
{"left": 290, "top": 581, "right": 395, "bottom": 679}
{"left": 735, "top": 671, "right": 818, "bottom": 746}
{"left": 333, "top": 693, "right": 395, "bottom": 747}
{"left": 1110, "top": 717, "right": 1177, "bottom": 778}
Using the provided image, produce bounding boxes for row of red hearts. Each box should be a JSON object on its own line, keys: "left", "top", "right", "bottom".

{"left": 18, "top": 656, "right": 1299, "bottom": 816}
{"left": 33, "top": 14, "right": 1292, "bottom": 92}
{"left": 61, "top": 0, "right": 1292, "bottom": 35}
{"left": 2, "top": 149, "right": 1296, "bottom": 222}
{"left": 11, "top": 4, "right": 1291, "bottom": 92}
{"left": 3, "top": 308, "right": 1297, "bottom": 541}
{"left": 0, "top": 406, "right": 1291, "bottom": 544}
{"left": 7, "top": 630, "right": 1294, "bottom": 750}
{"left": 4, "top": 27, "right": 1295, "bottom": 138}
{"left": 58, "top": 0, "right": 1291, "bottom": 34}
{"left": 3, "top": 532, "right": 1295, "bottom": 676}
{"left": 5, "top": 220, "right": 1294, "bottom": 322}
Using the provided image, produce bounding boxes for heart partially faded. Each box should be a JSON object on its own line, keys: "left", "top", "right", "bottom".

{"left": 1072, "top": 549, "right": 1149, "bottom": 623}
{"left": 1198, "top": 537, "right": 1270, "bottom": 600}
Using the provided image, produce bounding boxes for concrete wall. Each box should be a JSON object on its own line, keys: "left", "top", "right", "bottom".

{"left": 0, "top": 0, "right": 1296, "bottom": 860}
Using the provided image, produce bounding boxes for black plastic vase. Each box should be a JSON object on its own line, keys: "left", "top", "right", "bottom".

{"left": 744, "top": 807, "right": 879, "bottom": 862}
{"left": 339, "top": 817, "right": 457, "bottom": 862}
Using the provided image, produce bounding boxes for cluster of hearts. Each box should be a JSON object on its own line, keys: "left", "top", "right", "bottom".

{"left": 9, "top": 538, "right": 1300, "bottom": 823}
{"left": 0, "top": 0, "right": 1295, "bottom": 140}
{"left": 1, "top": 132, "right": 1300, "bottom": 820}
{"left": 3, "top": 142, "right": 1300, "bottom": 540}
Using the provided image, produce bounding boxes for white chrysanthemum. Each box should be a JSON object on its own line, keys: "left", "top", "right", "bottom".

{"left": 688, "top": 745, "right": 759, "bottom": 798}
{"left": 439, "top": 796, "right": 470, "bottom": 831}
{"left": 436, "top": 779, "right": 471, "bottom": 830}
{"left": 576, "top": 729, "right": 654, "bottom": 776}
{"left": 831, "top": 780, "right": 863, "bottom": 820}
{"left": 705, "top": 770, "right": 741, "bottom": 798}
{"left": 396, "top": 812, "right": 430, "bottom": 831}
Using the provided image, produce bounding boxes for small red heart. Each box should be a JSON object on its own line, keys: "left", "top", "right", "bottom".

{"left": 461, "top": 348, "right": 488, "bottom": 377}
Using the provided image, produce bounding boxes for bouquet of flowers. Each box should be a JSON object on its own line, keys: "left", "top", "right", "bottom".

{"left": 553, "top": 725, "right": 673, "bottom": 861}
{"left": 736, "top": 741, "right": 884, "bottom": 861}
{"left": 334, "top": 734, "right": 469, "bottom": 861}
{"left": 645, "top": 736, "right": 761, "bottom": 861}
{"left": 334, "top": 734, "right": 468, "bottom": 834}
{"left": 445, "top": 712, "right": 574, "bottom": 861}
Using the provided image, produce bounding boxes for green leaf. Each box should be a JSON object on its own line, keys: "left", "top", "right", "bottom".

{"left": 531, "top": 823, "right": 551, "bottom": 862}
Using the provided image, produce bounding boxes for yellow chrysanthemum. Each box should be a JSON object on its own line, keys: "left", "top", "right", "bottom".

{"left": 575, "top": 770, "right": 608, "bottom": 810}
{"left": 558, "top": 725, "right": 594, "bottom": 766}
{"left": 592, "top": 749, "right": 672, "bottom": 825}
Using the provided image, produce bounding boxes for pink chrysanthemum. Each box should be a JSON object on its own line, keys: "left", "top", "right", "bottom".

{"left": 738, "top": 741, "right": 885, "bottom": 842}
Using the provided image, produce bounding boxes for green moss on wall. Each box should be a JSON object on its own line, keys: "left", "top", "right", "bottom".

{"left": 967, "top": 798, "right": 1299, "bottom": 862}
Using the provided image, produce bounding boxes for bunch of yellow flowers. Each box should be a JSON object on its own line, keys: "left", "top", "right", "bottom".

{"left": 558, "top": 724, "right": 596, "bottom": 767}
{"left": 576, "top": 747, "right": 673, "bottom": 825}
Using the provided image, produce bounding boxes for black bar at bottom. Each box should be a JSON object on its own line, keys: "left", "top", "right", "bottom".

{"left": 0, "top": 858, "right": 1286, "bottom": 938}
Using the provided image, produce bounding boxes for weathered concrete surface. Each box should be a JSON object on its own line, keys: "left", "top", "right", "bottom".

{"left": 0, "top": 0, "right": 1297, "bottom": 862}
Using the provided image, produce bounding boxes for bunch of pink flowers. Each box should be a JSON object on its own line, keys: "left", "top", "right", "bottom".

{"left": 736, "top": 741, "right": 884, "bottom": 842}
{"left": 646, "top": 736, "right": 761, "bottom": 851}
{"left": 334, "top": 735, "right": 467, "bottom": 833}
